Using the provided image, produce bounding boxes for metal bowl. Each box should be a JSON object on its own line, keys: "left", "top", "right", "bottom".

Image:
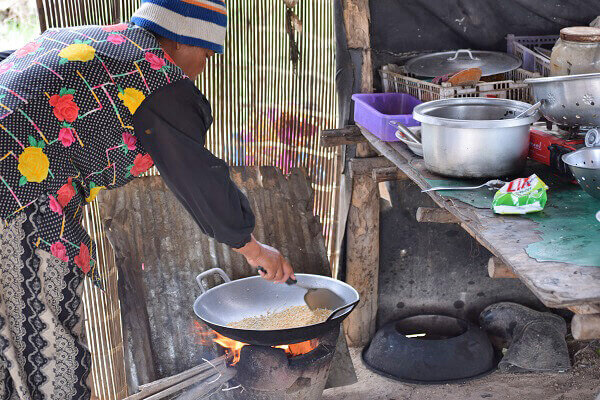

{"left": 395, "top": 126, "right": 423, "bottom": 156}
{"left": 562, "top": 147, "right": 600, "bottom": 200}
{"left": 524, "top": 73, "right": 600, "bottom": 127}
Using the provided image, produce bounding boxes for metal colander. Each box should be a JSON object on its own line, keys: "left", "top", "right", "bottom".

{"left": 562, "top": 147, "right": 600, "bottom": 200}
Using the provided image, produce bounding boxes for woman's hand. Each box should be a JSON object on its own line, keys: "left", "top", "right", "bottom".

{"left": 234, "top": 235, "right": 295, "bottom": 283}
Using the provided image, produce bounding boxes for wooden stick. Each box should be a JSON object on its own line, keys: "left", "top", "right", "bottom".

{"left": 137, "top": 356, "right": 226, "bottom": 392}
{"left": 416, "top": 207, "right": 459, "bottom": 224}
{"left": 125, "top": 357, "right": 227, "bottom": 400}
{"left": 321, "top": 126, "right": 367, "bottom": 147}
{"left": 488, "top": 257, "right": 518, "bottom": 279}
{"left": 174, "top": 368, "right": 237, "bottom": 400}
{"left": 349, "top": 157, "right": 394, "bottom": 177}
{"left": 568, "top": 304, "right": 600, "bottom": 315}
{"left": 572, "top": 314, "right": 600, "bottom": 340}
{"left": 372, "top": 167, "right": 408, "bottom": 182}
{"left": 143, "top": 369, "right": 225, "bottom": 400}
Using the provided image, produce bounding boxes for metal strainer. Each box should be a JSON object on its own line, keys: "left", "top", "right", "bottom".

{"left": 562, "top": 146, "right": 600, "bottom": 200}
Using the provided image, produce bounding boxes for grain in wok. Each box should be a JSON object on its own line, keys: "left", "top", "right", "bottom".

{"left": 228, "top": 305, "right": 332, "bottom": 330}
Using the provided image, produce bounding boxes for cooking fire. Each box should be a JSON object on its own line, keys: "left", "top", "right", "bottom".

{"left": 194, "top": 321, "right": 319, "bottom": 365}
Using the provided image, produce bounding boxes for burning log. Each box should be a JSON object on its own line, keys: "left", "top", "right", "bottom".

{"left": 194, "top": 321, "right": 320, "bottom": 365}
{"left": 193, "top": 322, "right": 340, "bottom": 399}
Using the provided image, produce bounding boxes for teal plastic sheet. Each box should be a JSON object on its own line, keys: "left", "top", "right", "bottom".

{"left": 525, "top": 186, "right": 600, "bottom": 267}
{"left": 423, "top": 177, "right": 600, "bottom": 267}
{"left": 425, "top": 178, "right": 495, "bottom": 209}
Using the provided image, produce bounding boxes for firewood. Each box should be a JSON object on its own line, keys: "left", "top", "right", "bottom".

{"left": 124, "top": 357, "right": 229, "bottom": 400}
{"left": 572, "top": 314, "right": 600, "bottom": 340}
{"left": 488, "top": 257, "right": 518, "bottom": 279}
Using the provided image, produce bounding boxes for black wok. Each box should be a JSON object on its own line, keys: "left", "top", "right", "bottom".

{"left": 193, "top": 268, "right": 359, "bottom": 346}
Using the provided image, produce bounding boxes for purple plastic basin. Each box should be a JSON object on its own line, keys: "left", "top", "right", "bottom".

{"left": 352, "top": 93, "right": 421, "bottom": 142}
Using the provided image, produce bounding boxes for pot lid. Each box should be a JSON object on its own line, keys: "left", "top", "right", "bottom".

{"left": 404, "top": 49, "right": 522, "bottom": 78}
{"left": 560, "top": 26, "right": 600, "bottom": 43}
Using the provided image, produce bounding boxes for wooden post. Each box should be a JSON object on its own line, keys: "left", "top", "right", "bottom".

{"left": 572, "top": 314, "right": 600, "bottom": 340}
{"left": 342, "top": 0, "right": 372, "bottom": 93}
{"left": 344, "top": 170, "right": 379, "bottom": 347}
{"left": 345, "top": 156, "right": 392, "bottom": 348}
{"left": 341, "top": 0, "right": 379, "bottom": 348}
{"left": 487, "top": 257, "right": 518, "bottom": 279}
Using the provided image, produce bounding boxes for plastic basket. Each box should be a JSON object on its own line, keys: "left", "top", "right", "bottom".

{"left": 352, "top": 93, "right": 421, "bottom": 142}
{"left": 506, "top": 34, "right": 558, "bottom": 77}
{"left": 380, "top": 64, "right": 540, "bottom": 103}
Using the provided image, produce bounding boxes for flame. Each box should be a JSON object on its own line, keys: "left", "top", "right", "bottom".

{"left": 194, "top": 321, "right": 319, "bottom": 365}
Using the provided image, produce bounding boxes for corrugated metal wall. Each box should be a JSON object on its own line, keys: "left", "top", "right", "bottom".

{"left": 36, "top": 1, "right": 339, "bottom": 398}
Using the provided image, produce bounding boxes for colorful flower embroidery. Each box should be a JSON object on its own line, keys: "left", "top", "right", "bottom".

{"left": 58, "top": 42, "right": 96, "bottom": 63}
{"left": 122, "top": 132, "right": 137, "bottom": 151}
{"left": 51, "top": 242, "right": 69, "bottom": 263}
{"left": 49, "top": 89, "right": 79, "bottom": 122}
{"left": 107, "top": 34, "right": 126, "bottom": 45}
{"left": 129, "top": 153, "right": 153, "bottom": 177}
{"left": 57, "top": 177, "right": 75, "bottom": 207}
{"left": 118, "top": 87, "right": 145, "bottom": 114}
{"left": 85, "top": 182, "right": 106, "bottom": 203}
{"left": 74, "top": 243, "right": 91, "bottom": 274}
{"left": 0, "top": 62, "right": 14, "bottom": 75}
{"left": 18, "top": 138, "right": 49, "bottom": 184}
{"left": 15, "top": 41, "right": 42, "bottom": 58}
{"left": 102, "top": 23, "right": 128, "bottom": 32}
{"left": 145, "top": 52, "right": 166, "bottom": 71}
{"left": 58, "top": 127, "right": 76, "bottom": 147}
{"left": 48, "top": 195, "right": 63, "bottom": 215}
{"left": 163, "top": 51, "right": 175, "bottom": 65}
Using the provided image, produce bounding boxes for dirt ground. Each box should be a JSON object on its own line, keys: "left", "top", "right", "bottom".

{"left": 323, "top": 340, "right": 600, "bottom": 400}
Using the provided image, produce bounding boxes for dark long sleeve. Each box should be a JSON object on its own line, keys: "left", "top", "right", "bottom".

{"left": 0, "top": 50, "right": 15, "bottom": 62}
{"left": 133, "top": 78, "right": 255, "bottom": 248}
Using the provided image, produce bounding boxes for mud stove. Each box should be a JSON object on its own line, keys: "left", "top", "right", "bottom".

{"left": 205, "top": 326, "right": 339, "bottom": 400}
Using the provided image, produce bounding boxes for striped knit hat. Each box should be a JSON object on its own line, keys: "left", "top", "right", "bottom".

{"left": 131, "top": 0, "right": 227, "bottom": 53}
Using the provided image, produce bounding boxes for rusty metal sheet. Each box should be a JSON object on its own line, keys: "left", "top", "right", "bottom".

{"left": 97, "top": 167, "right": 350, "bottom": 392}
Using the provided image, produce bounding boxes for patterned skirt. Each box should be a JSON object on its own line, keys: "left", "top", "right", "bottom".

{"left": 0, "top": 202, "right": 91, "bottom": 400}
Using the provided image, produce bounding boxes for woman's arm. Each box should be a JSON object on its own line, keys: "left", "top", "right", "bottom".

{"left": 0, "top": 50, "right": 15, "bottom": 62}
{"left": 133, "top": 79, "right": 294, "bottom": 282}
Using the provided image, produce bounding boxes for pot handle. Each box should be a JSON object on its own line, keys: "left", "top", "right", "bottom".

{"left": 195, "top": 268, "right": 231, "bottom": 294}
{"left": 389, "top": 121, "right": 422, "bottom": 145}
{"left": 515, "top": 101, "right": 542, "bottom": 119}
{"left": 447, "top": 49, "right": 479, "bottom": 61}
{"left": 326, "top": 299, "right": 360, "bottom": 322}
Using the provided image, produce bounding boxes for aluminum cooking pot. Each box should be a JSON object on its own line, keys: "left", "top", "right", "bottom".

{"left": 392, "top": 98, "right": 540, "bottom": 178}
{"left": 524, "top": 72, "right": 600, "bottom": 128}
{"left": 193, "top": 268, "right": 359, "bottom": 346}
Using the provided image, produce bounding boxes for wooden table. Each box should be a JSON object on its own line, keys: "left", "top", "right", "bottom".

{"left": 323, "top": 125, "right": 600, "bottom": 341}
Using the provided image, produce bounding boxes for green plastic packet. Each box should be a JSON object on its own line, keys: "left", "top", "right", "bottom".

{"left": 492, "top": 174, "right": 548, "bottom": 215}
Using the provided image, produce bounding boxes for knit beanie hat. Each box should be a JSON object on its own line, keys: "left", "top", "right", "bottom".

{"left": 131, "top": 0, "right": 227, "bottom": 53}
